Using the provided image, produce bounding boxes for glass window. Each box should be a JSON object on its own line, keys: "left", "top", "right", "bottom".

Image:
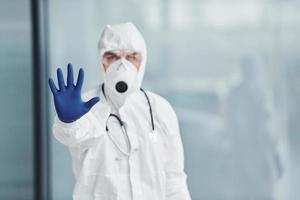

{"left": 0, "top": 0, "right": 33, "bottom": 199}
{"left": 48, "top": 0, "right": 300, "bottom": 199}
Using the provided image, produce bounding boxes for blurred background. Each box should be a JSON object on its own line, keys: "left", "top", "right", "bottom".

{"left": 1, "top": 0, "right": 300, "bottom": 199}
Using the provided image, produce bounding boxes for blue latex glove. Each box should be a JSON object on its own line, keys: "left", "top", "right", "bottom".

{"left": 48, "top": 63, "right": 100, "bottom": 123}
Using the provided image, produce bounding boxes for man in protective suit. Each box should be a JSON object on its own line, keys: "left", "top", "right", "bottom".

{"left": 49, "top": 22, "right": 191, "bottom": 200}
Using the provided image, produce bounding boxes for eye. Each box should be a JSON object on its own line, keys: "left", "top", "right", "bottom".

{"left": 107, "top": 54, "right": 119, "bottom": 61}
{"left": 126, "top": 54, "right": 136, "bottom": 61}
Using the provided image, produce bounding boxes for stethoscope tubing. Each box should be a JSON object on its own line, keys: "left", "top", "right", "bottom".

{"left": 101, "top": 83, "right": 155, "bottom": 157}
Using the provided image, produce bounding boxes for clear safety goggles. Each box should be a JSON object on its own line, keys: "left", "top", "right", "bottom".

{"left": 102, "top": 49, "right": 142, "bottom": 66}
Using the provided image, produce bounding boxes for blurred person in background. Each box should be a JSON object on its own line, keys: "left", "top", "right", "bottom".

{"left": 224, "top": 57, "right": 283, "bottom": 200}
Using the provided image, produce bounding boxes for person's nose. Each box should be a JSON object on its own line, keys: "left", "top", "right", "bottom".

{"left": 117, "top": 59, "right": 127, "bottom": 71}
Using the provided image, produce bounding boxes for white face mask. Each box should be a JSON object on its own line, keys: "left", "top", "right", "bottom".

{"left": 104, "top": 58, "right": 139, "bottom": 95}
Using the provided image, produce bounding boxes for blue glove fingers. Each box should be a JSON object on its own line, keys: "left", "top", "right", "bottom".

{"left": 85, "top": 97, "right": 100, "bottom": 110}
{"left": 75, "top": 68, "right": 84, "bottom": 91}
{"left": 48, "top": 78, "right": 58, "bottom": 95}
{"left": 57, "top": 68, "right": 66, "bottom": 91}
{"left": 67, "top": 63, "right": 74, "bottom": 87}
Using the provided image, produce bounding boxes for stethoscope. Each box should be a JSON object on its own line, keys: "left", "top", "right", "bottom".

{"left": 101, "top": 83, "right": 155, "bottom": 157}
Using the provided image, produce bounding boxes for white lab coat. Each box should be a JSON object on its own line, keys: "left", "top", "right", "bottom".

{"left": 52, "top": 84, "right": 191, "bottom": 200}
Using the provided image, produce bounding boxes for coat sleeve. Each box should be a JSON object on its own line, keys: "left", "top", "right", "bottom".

{"left": 156, "top": 95, "right": 192, "bottom": 200}
{"left": 52, "top": 110, "right": 105, "bottom": 150}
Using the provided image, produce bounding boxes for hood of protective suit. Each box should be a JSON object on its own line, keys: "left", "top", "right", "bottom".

{"left": 97, "top": 22, "right": 147, "bottom": 112}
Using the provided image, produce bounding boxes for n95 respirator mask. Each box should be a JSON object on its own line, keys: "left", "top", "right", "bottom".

{"left": 104, "top": 58, "right": 139, "bottom": 94}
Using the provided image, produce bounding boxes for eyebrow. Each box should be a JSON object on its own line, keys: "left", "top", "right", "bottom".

{"left": 103, "top": 51, "right": 141, "bottom": 57}
{"left": 103, "top": 52, "right": 118, "bottom": 57}
{"left": 128, "top": 52, "right": 142, "bottom": 57}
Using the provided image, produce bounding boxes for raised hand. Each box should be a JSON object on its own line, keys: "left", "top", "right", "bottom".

{"left": 48, "top": 63, "right": 100, "bottom": 123}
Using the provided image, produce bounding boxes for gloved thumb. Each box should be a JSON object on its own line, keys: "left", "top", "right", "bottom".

{"left": 85, "top": 97, "right": 100, "bottom": 109}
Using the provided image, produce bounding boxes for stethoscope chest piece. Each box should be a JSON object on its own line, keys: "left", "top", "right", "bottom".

{"left": 149, "top": 130, "right": 159, "bottom": 143}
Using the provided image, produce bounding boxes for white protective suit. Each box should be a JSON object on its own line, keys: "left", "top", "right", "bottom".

{"left": 52, "top": 22, "right": 191, "bottom": 200}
